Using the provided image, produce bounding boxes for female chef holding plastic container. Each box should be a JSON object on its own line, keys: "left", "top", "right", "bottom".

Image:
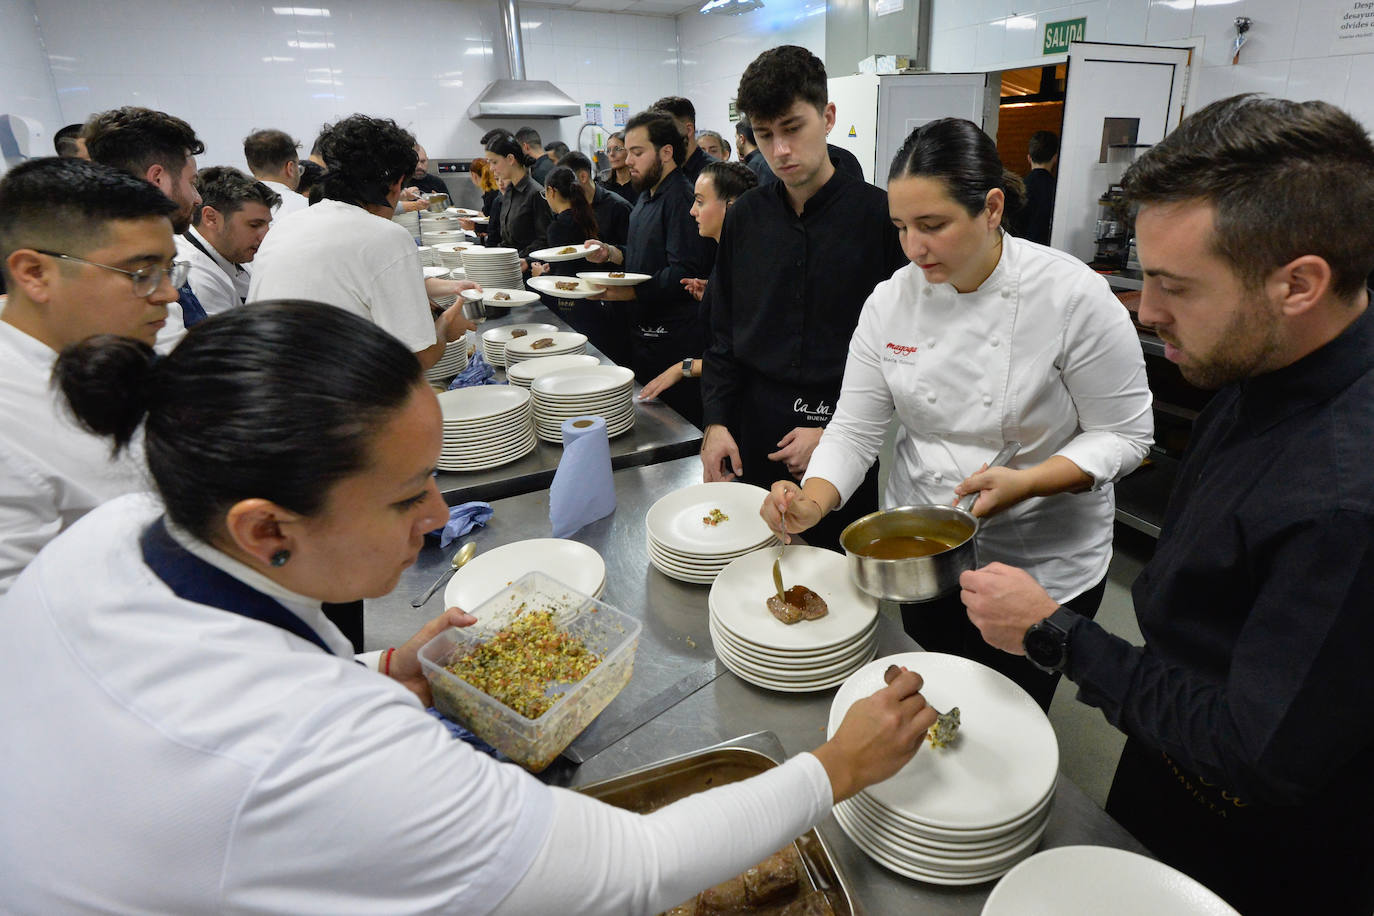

{"left": 0, "top": 301, "right": 938, "bottom": 914}
{"left": 763, "top": 119, "right": 1153, "bottom": 710}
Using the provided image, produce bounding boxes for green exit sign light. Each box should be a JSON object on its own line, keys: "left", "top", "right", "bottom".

{"left": 1044, "top": 17, "right": 1086, "bottom": 54}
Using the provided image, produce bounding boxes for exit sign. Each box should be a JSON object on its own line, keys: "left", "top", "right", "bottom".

{"left": 1044, "top": 17, "right": 1086, "bottom": 54}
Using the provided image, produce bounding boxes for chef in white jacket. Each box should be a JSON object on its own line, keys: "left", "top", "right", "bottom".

{"left": 0, "top": 156, "right": 183, "bottom": 595}
{"left": 0, "top": 300, "right": 938, "bottom": 915}
{"left": 765, "top": 119, "right": 1153, "bottom": 709}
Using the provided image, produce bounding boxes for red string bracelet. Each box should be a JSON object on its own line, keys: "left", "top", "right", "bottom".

{"left": 382, "top": 647, "right": 396, "bottom": 676}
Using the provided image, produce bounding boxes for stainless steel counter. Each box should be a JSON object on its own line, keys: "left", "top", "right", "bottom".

{"left": 435, "top": 303, "right": 702, "bottom": 505}
{"left": 368, "top": 456, "right": 1147, "bottom": 913}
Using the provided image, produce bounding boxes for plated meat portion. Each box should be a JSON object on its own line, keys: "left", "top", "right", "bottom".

{"left": 765, "top": 586, "right": 829, "bottom": 625}
{"left": 659, "top": 846, "right": 837, "bottom": 915}
{"left": 530, "top": 337, "right": 556, "bottom": 349}
{"left": 555, "top": 279, "right": 579, "bottom": 291}
{"left": 509, "top": 328, "right": 528, "bottom": 338}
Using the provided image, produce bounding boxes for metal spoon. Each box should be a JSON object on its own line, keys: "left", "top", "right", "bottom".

{"left": 411, "top": 541, "right": 477, "bottom": 608}
{"left": 771, "top": 488, "right": 794, "bottom": 603}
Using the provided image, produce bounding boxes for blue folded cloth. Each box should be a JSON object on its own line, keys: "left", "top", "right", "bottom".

{"left": 426, "top": 501, "right": 493, "bottom": 548}
{"left": 448, "top": 350, "right": 502, "bottom": 389}
{"left": 425, "top": 707, "right": 502, "bottom": 758}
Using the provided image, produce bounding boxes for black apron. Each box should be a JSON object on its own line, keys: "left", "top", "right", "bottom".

{"left": 545, "top": 295, "right": 633, "bottom": 369}
{"left": 631, "top": 308, "right": 704, "bottom": 429}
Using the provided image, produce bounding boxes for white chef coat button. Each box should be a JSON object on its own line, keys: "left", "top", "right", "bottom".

{"left": 990, "top": 336, "right": 1000, "bottom": 347}
{"left": 933, "top": 472, "right": 943, "bottom": 482}
{"left": 982, "top": 394, "right": 992, "bottom": 406}
{"left": 1001, "top": 288, "right": 1012, "bottom": 298}
{"left": 926, "top": 339, "right": 936, "bottom": 348}
{"left": 926, "top": 392, "right": 937, "bottom": 403}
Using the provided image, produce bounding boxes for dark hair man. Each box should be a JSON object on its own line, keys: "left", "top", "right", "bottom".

{"left": 243, "top": 128, "right": 308, "bottom": 217}
{"left": 585, "top": 110, "right": 713, "bottom": 425}
{"left": 653, "top": 95, "right": 715, "bottom": 183}
{"left": 544, "top": 140, "right": 569, "bottom": 165}
{"left": 701, "top": 45, "right": 904, "bottom": 551}
{"left": 408, "top": 143, "right": 449, "bottom": 196}
{"left": 559, "top": 151, "right": 631, "bottom": 248}
{"left": 53, "top": 123, "right": 87, "bottom": 159}
{"left": 84, "top": 106, "right": 207, "bottom": 350}
{"left": 735, "top": 115, "right": 773, "bottom": 183}
{"left": 181, "top": 167, "right": 278, "bottom": 316}
{"left": 516, "top": 126, "right": 553, "bottom": 184}
{"left": 962, "top": 94, "right": 1374, "bottom": 916}
{"left": 1013, "top": 130, "right": 1059, "bottom": 245}
{"left": 0, "top": 157, "right": 181, "bottom": 593}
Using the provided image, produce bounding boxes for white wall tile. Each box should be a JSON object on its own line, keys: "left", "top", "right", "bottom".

{"left": 1, "top": 0, "right": 64, "bottom": 156}
{"left": 1001, "top": 14, "right": 1041, "bottom": 63}
{"left": 1145, "top": 0, "right": 1196, "bottom": 42}
{"left": 1104, "top": 0, "right": 1151, "bottom": 44}
{"left": 931, "top": 25, "right": 978, "bottom": 72}
{"left": 1190, "top": 0, "right": 1246, "bottom": 67}
{"left": 975, "top": 19, "right": 1008, "bottom": 68}
{"left": 1342, "top": 53, "right": 1374, "bottom": 131}
{"left": 1238, "top": 0, "right": 1300, "bottom": 63}
{"left": 1285, "top": 54, "right": 1352, "bottom": 102}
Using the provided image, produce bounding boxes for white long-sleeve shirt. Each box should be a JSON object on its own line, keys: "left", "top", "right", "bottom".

{"left": 0, "top": 494, "right": 833, "bottom": 914}
{"left": 805, "top": 234, "right": 1153, "bottom": 601}
{"left": 0, "top": 319, "right": 145, "bottom": 595}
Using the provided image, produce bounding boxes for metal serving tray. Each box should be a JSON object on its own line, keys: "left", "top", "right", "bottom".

{"left": 574, "top": 731, "right": 858, "bottom": 915}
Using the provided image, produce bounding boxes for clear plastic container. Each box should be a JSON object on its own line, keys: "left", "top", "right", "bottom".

{"left": 419, "top": 571, "right": 640, "bottom": 772}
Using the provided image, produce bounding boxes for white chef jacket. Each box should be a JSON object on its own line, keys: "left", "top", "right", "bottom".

{"left": 0, "top": 319, "right": 146, "bottom": 595}
{"left": 247, "top": 199, "right": 437, "bottom": 353}
{"left": 177, "top": 226, "right": 252, "bottom": 316}
{"left": 261, "top": 179, "right": 309, "bottom": 217}
{"left": 153, "top": 300, "right": 188, "bottom": 354}
{"left": 805, "top": 234, "right": 1153, "bottom": 602}
{"left": 0, "top": 495, "right": 835, "bottom": 914}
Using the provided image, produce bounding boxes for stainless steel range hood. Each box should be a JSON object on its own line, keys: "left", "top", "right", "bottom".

{"left": 467, "top": 0, "right": 580, "bottom": 120}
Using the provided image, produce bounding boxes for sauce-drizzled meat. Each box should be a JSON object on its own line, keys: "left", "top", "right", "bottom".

{"left": 765, "top": 586, "right": 828, "bottom": 625}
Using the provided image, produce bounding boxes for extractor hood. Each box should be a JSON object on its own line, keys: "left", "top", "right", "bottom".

{"left": 467, "top": 0, "right": 580, "bottom": 120}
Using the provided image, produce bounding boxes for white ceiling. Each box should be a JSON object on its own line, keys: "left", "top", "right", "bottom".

{"left": 524, "top": 0, "right": 702, "bottom": 15}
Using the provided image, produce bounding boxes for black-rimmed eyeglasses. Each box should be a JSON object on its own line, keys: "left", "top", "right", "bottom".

{"left": 34, "top": 249, "right": 190, "bottom": 298}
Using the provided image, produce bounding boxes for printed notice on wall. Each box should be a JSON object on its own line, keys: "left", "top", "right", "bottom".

{"left": 874, "top": 0, "right": 903, "bottom": 15}
{"left": 613, "top": 103, "right": 629, "bottom": 127}
{"left": 1334, "top": 1, "right": 1374, "bottom": 53}
{"left": 584, "top": 102, "right": 602, "bottom": 126}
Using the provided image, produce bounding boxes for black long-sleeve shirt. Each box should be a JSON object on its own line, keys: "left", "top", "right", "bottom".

{"left": 410, "top": 173, "right": 448, "bottom": 195}
{"left": 701, "top": 168, "right": 904, "bottom": 428}
{"left": 591, "top": 185, "right": 631, "bottom": 247}
{"left": 1014, "top": 168, "right": 1056, "bottom": 245}
{"left": 680, "top": 146, "right": 715, "bottom": 184}
{"left": 1066, "top": 304, "right": 1374, "bottom": 811}
{"left": 598, "top": 171, "right": 637, "bottom": 206}
{"left": 498, "top": 173, "right": 551, "bottom": 258}
{"left": 623, "top": 167, "right": 713, "bottom": 325}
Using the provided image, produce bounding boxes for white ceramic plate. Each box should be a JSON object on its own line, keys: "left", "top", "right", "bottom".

{"left": 576, "top": 271, "right": 652, "bottom": 286}
{"left": 506, "top": 354, "right": 601, "bottom": 385}
{"left": 435, "top": 386, "right": 530, "bottom": 422}
{"left": 648, "top": 530, "right": 776, "bottom": 562}
{"left": 528, "top": 276, "right": 606, "bottom": 299}
{"left": 710, "top": 614, "right": 878, "bottom": 665}
{"left": 530, "top": 244, "right": 598, "bottom": 262}
{"left": 442, "top": 539, "right": 606, "bottom": 613}
{"left": 849, "top": 787, "right": 1054, "bottom": 851}
{"left": 828, "top": 653, "right": 1058, "bottom": 831}
{"left": 532, "top": 365, "right": 636, "bottom": 396}
{"left": 833, "top": 802, "right": 1039, "bottom": 886}
{"left": 708, "top": 620, "right": 875, "bottom": 680}
{"left": 449, "top": 208, "right": 482, "bottom": 217}
{"left": 715, "top": 639, "right": 877, "bottom": 693}
{"left": 844, "top": 794, "right": 1051, "bottom": 868}
{"left": 481, "top": 323, "right": 560, "bottom": 344}
{"left": 645, "top": 482, "right": 776, "bottom": 556}
{"left": 504, "top": 331, "right": 588, "bottom": 359}
{"left": 462, "top": 288, "right": 540, "bottom": 307}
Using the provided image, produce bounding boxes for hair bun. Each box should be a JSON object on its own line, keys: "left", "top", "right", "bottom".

{"left": 54, "top": 334, "right": 158, "bottom": 451}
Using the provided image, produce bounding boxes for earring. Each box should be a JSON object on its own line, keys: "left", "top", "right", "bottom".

{"left": 270, "top": 549, "right": 290, "bottom": 567}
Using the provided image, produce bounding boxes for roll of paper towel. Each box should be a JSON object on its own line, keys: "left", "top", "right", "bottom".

{"left": 549, "top": 415, "right": 616, "bottom": 537}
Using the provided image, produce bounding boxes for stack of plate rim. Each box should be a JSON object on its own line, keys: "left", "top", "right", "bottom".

{"left": 416, "top": 245, "right": 442, "bottom": 267}
{"left": 433, "top": 242, "right": 474, "bottom": 271}
{"left": 707, "top": 545, "right": 879, "bottom": 692}
{"left": 461, "top": 246, "right": 523, "bottom": 290}
{"left": 827, "top": 652, "right": 1059, "bottom": 886}
{"left": 393, "top": 210, "right": 420, "bottom": 240}
{"left": 434, "top": 386, "right": 536, "bottom": 472}
{"left": 644, "top": 482, "right": 779, "bottom": 585}
{"left": 424, "top": 338, "right": 470, "bottom": 384}
{"left": 443, "top": 538, "right": 607, "bottom": 611}
{"left": 479, "top": 323, "right": 558, "bottom": 368}
{"left": 503, "top": 330, "right": 588, "bottom": 366}
{"left": 531, "top": 364, "right": 635, "bottom": 443}
{"left": 505, "top": 353, "right": 600, "bottom": 389}
{"left": 422, "top": 228, "right": 466, "bottom": 247}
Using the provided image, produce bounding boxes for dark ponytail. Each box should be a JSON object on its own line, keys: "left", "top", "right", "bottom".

{"left": 54, "top": 301, "right": 423, "bottom": 543}
{"left": 486, "top": 134, "right": 533, "bottom": 169}
{"left": 700, "top": 160, "right": 758, "bottom": 203}
{"left": 888, "top": 118, "right": 1026, "bottom": 220}
{"left": 545, "top": 166, "right": 599, "bottom": 241}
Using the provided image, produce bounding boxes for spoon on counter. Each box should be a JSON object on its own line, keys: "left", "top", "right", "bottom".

{"left": 411, "top": 541, "right": 478, "bottom": 608}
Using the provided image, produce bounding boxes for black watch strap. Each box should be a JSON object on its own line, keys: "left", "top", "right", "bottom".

{"left": 1022, "top": 606, "right": 1080, "bottom": 674}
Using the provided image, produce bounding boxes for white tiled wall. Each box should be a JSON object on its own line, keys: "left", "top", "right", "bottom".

{"left": 929, "top": 0, "right": 1374, "bottom": 131}
{"left": 676, "top": 0, "right": 827, "bottom": 144}
{"left": 24, "top": 0, "right": 678, "bottom": 173}
{"left": 0, "top": 0, "right": 64, "bottom": 158}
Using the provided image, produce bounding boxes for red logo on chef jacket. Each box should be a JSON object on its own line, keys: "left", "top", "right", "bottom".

{"left": 883, "top": 341, "right": 919, "bottom": 363}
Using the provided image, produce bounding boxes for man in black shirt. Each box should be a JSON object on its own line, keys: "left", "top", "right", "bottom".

{"left": 654, "top": 96, "right": 715, "bottom": 184}
{"left": 702, "top": 46, "right": 904, "bottom": 550}
{"left": 961, "top": 95, "right": 1374, "bottom": 916}
{"left": 517, "top": 127, "right": 554, "bottom": 184}
{"left": 406, "top": 144, "right": 449, "bottom": 196}
{"left": 735, "top": 116, "right": 773, "bottom": 183}
{"left": 1014, "top": 130, "right": 1057, "bottom": 245}
{"left": 586, "top": 110, "right": 713, "bottom": 427}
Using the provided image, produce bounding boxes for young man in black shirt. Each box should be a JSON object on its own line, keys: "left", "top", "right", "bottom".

{"left": 701, "top": 46, "right": 904, "bottom": 551}
{"left": 735, "top": 116, "right": 773, "bottom": 183}
{"left": 406, "top": 144, "right": 449, "bottom": 196}
{"left": 654, "top": 96, "right": 715, "bottom": 184}
{"left": 961, "top": 95, "right": 1374, "bottom": 916}
{"left": 1015, "top": 130, "right": 1058, "bottom": 245}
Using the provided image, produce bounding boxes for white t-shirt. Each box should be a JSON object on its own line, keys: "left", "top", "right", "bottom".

{"left": 0, "top": 320, "right": 146, "bottom": 594}
{"left": 177, "top": 227, "right": 250, "bottom": 317}
{"left": 806, "top": 234, "right": 1154, "bottom": 601}
{"left": 261, "top": 179, "right": 309, "bottom": 217}
{"left": 0, "top": 495, "right": 836, "bottom": 914}
{"left": 247, "top": 199, "right": 437, "bottom": 352}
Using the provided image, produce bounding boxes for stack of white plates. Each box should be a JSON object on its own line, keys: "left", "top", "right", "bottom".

{"left": 422, "top": 228, "right": 466, "bottom": 247}
{"left": 644, "top": 482, "right": 779, "bottom": 585}
{"left": 503, "top": 331, "right": 588, "bottom": 366}
{"left": 393, "top": 210, "right": 420, "bottom": 240}
{"left": 461, "top": 288, "right": 540, "bottom": 310}
{"left": 708, "top": 546, "right": 879, "bottom": 691}
{"left": 828, "top": 652, "right": 1059, "bottom": 886}
{"left": 461, "top": 246, "right": 523, "bottom": 290}
{"left": 527, "top": 276, "right": 605, "bottom": 299}
{"left": 505, "top": 353, "right": 600, "bottom": 389}
{"left": 434, "top": 386, "right": 536, "bottom": 472}
{"left": 420, "top": 212, "right": 464, "bottom": 237}
{"left": 415, "top": 245, "right": 440, "bottom": 267}
{"left": 479, "top": 323, "right": 558, "bottom": 368}
{"left": 424, "top": 339, "right": 469, "bottom": 384}
{"left": 448, "top": 207, "right": 482, "bottom": 218}
{"left": 443, "top": 538, "right": 606, "bottom": 611}
{"left": 433, "top": 242, "right": 473, "bottom": 271}
{"left": 531, "top": 365, "right": 635, "bottom": 442}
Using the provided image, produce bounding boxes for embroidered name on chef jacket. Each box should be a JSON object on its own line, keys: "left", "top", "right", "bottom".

{"left": 882, "top": 341, "right": 919, "bottom": 366}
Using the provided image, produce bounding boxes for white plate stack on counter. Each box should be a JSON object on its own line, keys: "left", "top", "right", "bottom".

{"left": 432, "top": 242, "right": 473, "bottom": 271}
{"left": 827, "top": 652, "right": 1059, "bottom": 886}
{"left": 530, "top": 364, "right": 635, "bottom": 443}
{"left": 420, "top": 212, "right": 466, "bottom": 245}
{"left": 416, "top": 245, "right": 442, "bottom": 268}
{"left": 461, "top": 246, "right": 523, "bottom": 290}
{"left": 708, "top": 546, "right": 879, "bottom": 692}
{"left": 505, "top": 353, "right": 600, "bottom": 389}
{"left": 644, "top": 482, "right": 779, "bottom": 585}
{"left": 433, "top": 386, "right": 537, "bottom": 472}
{"left": 479, "top": 323, "right": 558, "bottom": 367}
{"left": 443, "top": 539, "right": 606, "bottom": 610}
{"left": 423, "top": 338, "right": 469, "bottom": 384}
{"left": 503, "top": 330, "right": 588, "bottom": 366}
{"left": 393, "top": 210, "right": 421, "bottom": 240}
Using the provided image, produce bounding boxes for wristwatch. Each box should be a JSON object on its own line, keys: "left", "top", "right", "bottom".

{"left": 1022, "top": 606, "right": 1080, "bottom": 674}
{"left": 681, "top": 357, "right": 695, "bottom": 378}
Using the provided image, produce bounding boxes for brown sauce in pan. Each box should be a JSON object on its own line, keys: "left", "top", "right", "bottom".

{"left": 854, "top": 535, "right": 954, "bottom": 559}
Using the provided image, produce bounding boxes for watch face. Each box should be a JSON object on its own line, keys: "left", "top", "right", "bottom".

{"left": 1025, "top": 625, "right": 1062, "bottom": 668}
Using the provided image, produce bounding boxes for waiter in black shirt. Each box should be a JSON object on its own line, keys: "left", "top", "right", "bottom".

{"left": 961, "top": 95, "right": 1374, "bottom": 916}
{"left": 406, "top": 144, "right": 449, "bottom": 196}
{"left": 586, "top": 110, "right": 713, "bottom": 427}
{"left": 1014, "top": 130, "right": 1058, "bottom": 245}
{"left": 701, "top": 46, "right": 904, "bottom": 551}
{"left": 654, "top": 96, "right": 716, "bottom": 184}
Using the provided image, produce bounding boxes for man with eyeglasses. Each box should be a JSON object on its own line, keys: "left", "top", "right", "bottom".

{"left": 0, "top": 157, "right": 183, "bottom": 594}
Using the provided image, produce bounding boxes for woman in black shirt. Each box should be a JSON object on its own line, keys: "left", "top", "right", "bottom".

{"left": 467, "top": 156, "right": 503, "bottom": 247}
{"left": 483, "top": 133, "right": 550, "bottom": 259}
{"left": 598, "top": 131, "right": 636, "bottom": 204}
